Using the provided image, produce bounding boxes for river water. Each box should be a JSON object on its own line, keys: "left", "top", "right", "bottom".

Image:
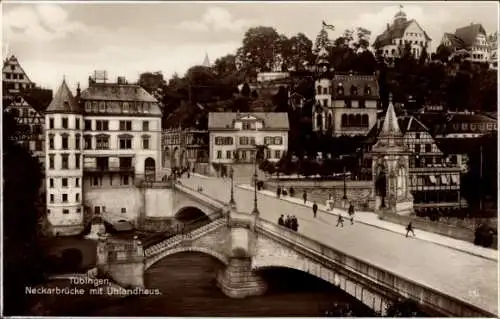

{"left": 86, "top": 252, "right": 374, "bottom": 317}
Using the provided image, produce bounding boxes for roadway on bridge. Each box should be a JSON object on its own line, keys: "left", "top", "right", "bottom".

{"left": 178, "top": 174, "right": 498, "bottom": 315}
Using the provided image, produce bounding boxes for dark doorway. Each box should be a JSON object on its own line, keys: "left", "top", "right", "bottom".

{"left": 375, "top": 170, "right": 387, "bottom": 208}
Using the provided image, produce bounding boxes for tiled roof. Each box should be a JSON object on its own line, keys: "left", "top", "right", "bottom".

{"left": 46, "top": 79, "right": 80, "bottom": 114}
{"left": 454, "top": 23, "right": 487, "bottom": 48}
{"left": 443, "top": 33, "right": 466, "bottom": 49}
{"left": 81, "top": 83, "right": 158, "bottom": 102}
{"left": 331, "top": 74, "right": 380, "bottom": 98}
{"left": 373, "top": 19, "right": 431, "bottom": 48}
{"left": 208, "top": 112, "right": 289, "bottom": 130}
{"left": 366, "top": 114, "right": 428, "bottom": 144}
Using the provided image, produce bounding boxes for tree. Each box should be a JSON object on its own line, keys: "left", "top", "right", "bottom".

{"left": 3, "top": 112, "right": 45, "bottom": 315}
{"left": 314, "top": 28, "right": 332, "bottom": 53}
{"left": 436, "top": 44, "right": 452, "bottom": 63}
{"left": 283, "top": 33, "right": 314, "bottom": 70}
{"left": 353, "top": 27, "right": 372, "bottom": 51}
{"left": 238, "top": 26, "right": 281, "bottom": 72}
{"left": 419, "top": 46, "right": 428, "bottom": 65}
{"left": 213, "top": 54, "right": 237, "bottom": 77}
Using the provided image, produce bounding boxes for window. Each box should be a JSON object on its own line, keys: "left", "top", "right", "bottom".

{"left": 274, "top": 137, "right": 283, "bottom": 145}
{"left": 49, "top": 154, "right": 55, "bottom": 169}
{"left": 266, "top": 149, "right": 271, "bottom": 159}
{"left": 121, "top": 175, "right": 129, "bottom": 185}
{"left": 215, "top": 137, "right": 233, "bottom": 145}
{"left": 84, "top": 136, "right": 92, "bottom": 149}
{"left": 415, "top": 133, "right": 420, "bottom": 139}
{"left": 62, "top": 178, "right": 68, "bottom": 187}
{"left": 49, "top": 118, "right": 54, "bottom": 129}
{"left": 226, "top": 150, "right": 231, "bottom": 159}
{"left": 415, "top": 144, "right": 421, "bottom": 153}
{"left": 6, "top": 73, "right": 11, "bottom": 79}
{"left": 217, "top": 150, "right": 222, "bottom": 159}
{"left": 49, "top": 135, "right": 55, "bottom": 150}
{"left": 76, "top": 178, "right": 80, "bottom": 187}
{"left": 96, "top": 157, "right": 109, "bottom": 170}
{"left": 84, "top": 120, "right": 92, "bottom": 130}
{"left": 93, "top": 177, "right": 100, "bottom": 186}
{"left": 96, "top": 120, "right": 109, "bottom": 131}
{"left": 75, "top": 134, "right": 81, "bottom": 149}
{"left": 62, "top": 194, "right": 68, "bottom": 203}
{"left": 425, "top": 144, "right": 432, "bottom": 153}
{"left": 62, "top": 117, "right": 68, "bottom": 129}
{"left": 142, "top": 136, "right": 150, "bottom": 149}
{"left": 250, "top": 137, "right": 255, "bottom": 145}
{"left": 350, "top": 85, "right": 358, "bottom": 96}
{"left": 61, "top": 135, "right": 69, "bottom": 149}
{"left": 119, "top": 136, "right": 133, "bottom": 149}
{"left": 359, "top": 100, "right": 366, "bottom": 108}
{"left": 242, "top": 122, "right": 251, "bottom": 130}
{"left": 61, "top": 154, "right": 69, "bottom": 169}
{"left": 47, "top": 209, "right": 51, "bottom": 215}
{"left": 120, "top": 120, "right": 132, "bottom": 131}
{"left": 240, "top": 137, "right": 249, "bottom": 145}
{"left": 143, "top": 103, "right": 150, "bottom": 113}
{"left": 50, "top": 194, "right": 54, "bottom": 203}
{"left": 143, "top": 121, "right": 149, "bottom": 131}
{"left": 323, "top": 99, "right": 328, "bottom": 107}
{"left": 75, "top": 154, "right": 80, "bottom": 169}
{"left": 317, "top": 85, "right": 321, "bottom": 94}
{"left": 63, "top": 209, "right": 69, "bottom": 215}
{"left": 274, "top": 150, "right": 281, "bottom": 159}
{"left": 123, "top": 102, "right": 130, "bottom": 113}
{"left": 75, "top": 119, "right": 80, "bottom": 129}
{"left": 77, "top": 208, "right": 81, "bottom": 213}
{"left": 76, "top": 193, "right": 80, "bottom": 202}
{"left": 96, "top": 135, "right": 110, "bottom": 149}
{"left": 50, "top": 178, "right": 54, "bottom": 188}
{"left": 322, "top": 87, "right": 328, "bottom": 95}
{"left": 99, "top": 102, "right": 106, "bottom": 112}
{"left": 119, "top": 157, "right": 132, "bottom": 169}
{"left": 121, "top": 208, "right": 127, "bottom": 213}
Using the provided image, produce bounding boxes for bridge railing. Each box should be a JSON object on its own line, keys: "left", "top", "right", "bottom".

{"left": 256, "top": 218, "right": 495, "bottom": 318}
{"left": 173, "top": 183, "right": 228, "bottom": 210}
{"left": 144, "top": 217, "right": 226, "bottom": 258}
{"left": 141, "top": 210, "right": 224, "bottom": 248}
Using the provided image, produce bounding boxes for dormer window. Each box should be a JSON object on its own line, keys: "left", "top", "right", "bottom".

{"left": 337, "top": 84, "right": 344, "bottom": 95}
{"left": 364, "top": 85, "right": 372, "bottom": 96}
{"left": 143, "top": 103, "right": 150, "bottom": 113}
{"left": 123, "top": 102, "right": 129, "bottom": 113}
{"left": 99, "top": 102, "right": 106, "bottom": 112}
{"left": 350, "top": 85, "right": 358, "bottom": 96}
{"left": 242, "top": 122, "right": 251, "bottom": 130}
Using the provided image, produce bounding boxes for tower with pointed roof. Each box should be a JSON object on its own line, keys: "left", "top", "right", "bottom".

{"left": 45, "top": 78, "right": 84, "bottom": 235}
{"left": 371, "top": 94, "right": 413, "bottom": 215}
{"left": 313, "top": 47, "right": 332, "bottom": 133}
{"left": 202, "top": 52, "right": 210, "bottom": 67}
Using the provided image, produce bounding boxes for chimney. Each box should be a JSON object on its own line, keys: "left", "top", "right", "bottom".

{"left": 386, "top": 23, "right": 390, "bottom": 30}
{"left": 76, "top": 82, "right": 81, "bottom": 98}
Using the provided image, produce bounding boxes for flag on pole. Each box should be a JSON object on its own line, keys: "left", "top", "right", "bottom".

{"left": 322, "top": 21, "right": 335, "bottom": 31}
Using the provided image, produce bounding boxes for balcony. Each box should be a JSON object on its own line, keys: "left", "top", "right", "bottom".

{"left": 83, "top": 166, "right": 134, "bottom": 173}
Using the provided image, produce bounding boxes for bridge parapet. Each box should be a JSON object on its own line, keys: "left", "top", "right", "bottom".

{"left": 144, "top": 217, "right": 227, "bottom": 258}
{"left": 255, "top": 218, "right": 495, "bottom": 317}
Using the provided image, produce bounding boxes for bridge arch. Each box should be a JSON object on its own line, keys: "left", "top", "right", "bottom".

{"left": 145, "top": 246, "right": 229, "bottom": 270}
{"left": 175, "top": 206, "right": 212, "bottom": 223}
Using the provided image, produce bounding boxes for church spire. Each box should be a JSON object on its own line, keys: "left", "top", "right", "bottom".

{"left": 202, "top": 52, "right": 210, "bottom": 67}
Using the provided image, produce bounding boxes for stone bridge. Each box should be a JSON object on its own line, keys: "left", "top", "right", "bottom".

{"left": 97, "top": 200, "right": 494, "bottom": 317}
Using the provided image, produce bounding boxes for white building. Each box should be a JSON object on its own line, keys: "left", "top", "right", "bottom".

{"left": 372, "top": 7, "right": 431, "bottom": 59}
{"left": 45, "top": 75, "right": 163, "bottom": 236}
{"left": 441, "top": 23, "right": 492, "bottom": 63}
{"left": 208, "top": 112, "right": 289, "bottom": 165}
{"left": 45, "top": 79, "right": 84, "bottom": 236}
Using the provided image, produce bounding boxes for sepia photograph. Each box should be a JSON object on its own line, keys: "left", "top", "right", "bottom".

{"left": 1, "top": 0, "right": 499, "bottom": 317}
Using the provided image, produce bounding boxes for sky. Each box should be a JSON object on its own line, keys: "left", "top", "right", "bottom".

{"left": 2, "top": 1, "right": 499, "bottom": 92}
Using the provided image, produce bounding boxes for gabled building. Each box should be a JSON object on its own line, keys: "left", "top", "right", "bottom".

{"left": 441, "top": 23, "right": 491, "bottom": 63}
{"left": 4, "top": 95, "right": 45, "bottom": 164}
{"left": 162, "top": 128, "right": 209, "bottom": 170}
{"left": 363, "top": 100, "right": 463, "bottom": 214}
{"left": 2, "top": 55, "right": 35, "bottom": 100}
{"left": 312, "top": 51, "right": 379, "bottom": 137}
{"left": 208, "top": 112, "right": 289, "bottom": 165}
{"left": 372, "top": 7, "right": 431, "bottom": 59}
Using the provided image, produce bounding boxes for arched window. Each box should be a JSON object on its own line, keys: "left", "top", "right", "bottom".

{"left": 341, "top": 114, "right": 348, "bottom": 127}
{"left": 337, "top": 84, "right": 344, "bottom": 95}
{"left": 364, "top": 85, "right": 372, "bottom": 96}
{"left": 391, "top": 49, "right": 396, "bottom": 55}
{"left": 317, "top": 85, "right": 321, "bottom": 94}
{"left": 350, "top": 85, "right": 358, "bottom": 96}
{"left": 316, "top": 113, "right": 323, "bottom": 131}
{"left": 362, "top": 115, "right": 369, "bottom": 127}
{"left": 348, "top": 114, "right": 355, "bottom": 127}
{"left": 355, "top": 114, "right": 362, "bottom": 126}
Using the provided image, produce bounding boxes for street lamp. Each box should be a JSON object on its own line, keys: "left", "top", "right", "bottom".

{"left": 252, "top": 145, "right": 264, "bottom": 216}
{"left": 342, "top": 164, "right": 347, "bottom": 200}
{"left": 229, "top": 166, "right": 236, "bottom": 207}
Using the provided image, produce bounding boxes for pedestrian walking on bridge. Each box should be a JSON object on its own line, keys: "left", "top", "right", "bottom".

{"left": 277, "top": 187, "right": 282, "bottom": 199}
{"left": 406, "top": 221, "right": 416, "bottom": 237}
{"left": 292, "top": 215, "right": 299, "bottom": 231}
{"left": 348, "top": 202, "right": 355, "bottom": 225}
{"left": 278, "top": 214, "right": 285, "bottom": 227}
{"left": 303, "top": 190, "right": 308, "bottom": 204}
{"left": 336, "top": 214, "right": 344, "bottom": 227}
{"left": 312, "top": 202, "right": 318, "bottom": 218}
{"left": 289, "top": 187, "right": 295, "bottom": 197}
